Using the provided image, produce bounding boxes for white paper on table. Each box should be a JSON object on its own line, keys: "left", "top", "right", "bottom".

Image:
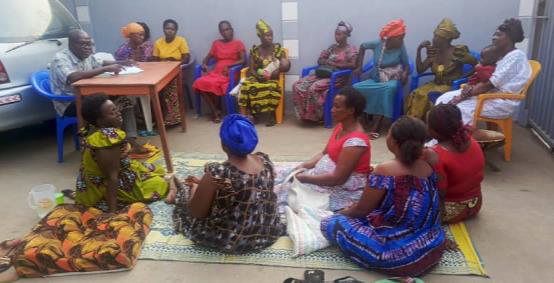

{"left": 106, "top": 66, "right": 144, "bottom": 76}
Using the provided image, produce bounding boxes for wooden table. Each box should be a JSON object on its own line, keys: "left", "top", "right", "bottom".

{"left": 72, "top": 62, "right": 186, "bottom": 173}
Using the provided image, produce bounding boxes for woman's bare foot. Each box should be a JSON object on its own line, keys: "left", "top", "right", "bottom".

{"left": 212, "top": 111, "right": 222, "bottom": 124}
{"left": 129, "top": 138, "right": 149, "bottom": 154}
{"left": 0, "top": 240, "right": 21, "bottom": 257}
{"left": 0, "top": 266, "right": 18, "bottom": 283}
{"left": 445, "top": 239, "right": 459, "bottom": 252}
{"left": 164, "top": 174, "right": 178, "bottom": 204}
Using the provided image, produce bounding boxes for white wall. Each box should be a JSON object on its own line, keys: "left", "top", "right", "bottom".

{"left": 83, "top": 0, "right": 520, "bottom": 75}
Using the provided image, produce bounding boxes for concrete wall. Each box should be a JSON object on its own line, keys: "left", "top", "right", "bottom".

{"left": 77, "top": 0, "right": 520, "bottom": 73}
{"left": 298, "top": 0, "right": 519, "bottom": 68}
{"left": 87, "top": 0, "right": 282, "bottom": 62}
{"left": 56, "top": 0, "right": 520, "bottom": 111}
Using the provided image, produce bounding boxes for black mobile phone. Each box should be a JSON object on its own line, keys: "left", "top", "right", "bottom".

{"left": 304, "top": 269, "right": 324, "bottom": 283}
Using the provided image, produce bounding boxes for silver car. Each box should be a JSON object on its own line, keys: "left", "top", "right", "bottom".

{"left": 0, "top": 0, "right": 80, "bottom": 131}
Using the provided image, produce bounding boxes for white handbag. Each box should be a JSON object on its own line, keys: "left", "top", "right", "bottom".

{"left": 284, "top": 169, "right": 330, "bottom": 212}
{"left": 283, "top": 168, "right": 333, "bottom": 256}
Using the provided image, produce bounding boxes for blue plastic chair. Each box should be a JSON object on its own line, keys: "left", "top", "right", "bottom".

{"left": 409, "top": 50, "right": 480, "bottom": 93}
{"left": 30, "top": 71, "right": 79, "bottom": 163}
{"left": 351, "top": 60, "right": 414, "bottom": 122}
{"left": 193, "top": 59, "right": 243, "bottom": 116}
{"left": 300, "top": 66, "right": 353, "bottom": 128}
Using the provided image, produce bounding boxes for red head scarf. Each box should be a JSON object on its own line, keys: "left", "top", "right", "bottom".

{"left": 380, "top": 19, "right": 406, "bottom": 40}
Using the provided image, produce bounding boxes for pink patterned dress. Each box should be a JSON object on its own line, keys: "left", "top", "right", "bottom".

{"left": 292, "top": 44, "right": 358, "bottom": 121}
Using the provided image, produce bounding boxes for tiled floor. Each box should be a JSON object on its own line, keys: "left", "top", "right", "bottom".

{"left": 1, "top": 114, "right": 553, "bottom": 282}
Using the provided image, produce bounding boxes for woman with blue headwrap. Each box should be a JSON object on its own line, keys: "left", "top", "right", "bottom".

{"left": 168, "top": 114, "right": 284, "bottom": 253}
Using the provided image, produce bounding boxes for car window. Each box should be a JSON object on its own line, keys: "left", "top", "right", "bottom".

{"left": 0, "top": 0, "right": 80, "bottom": 43}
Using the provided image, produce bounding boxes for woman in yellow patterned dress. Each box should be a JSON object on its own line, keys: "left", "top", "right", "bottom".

{"left": 404, "top": 18, "right": 477, "bottom": 120}
{"left": 75, "top": 93, "right": 169, "bottom": 212}
{"left": 238, "top": 19, "right": 290, "bottom": 126}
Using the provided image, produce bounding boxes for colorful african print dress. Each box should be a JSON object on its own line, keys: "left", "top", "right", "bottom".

{"left": 10, "top": 203, "right": 152, "bottom": 278}
{"left": 173, "top": 152, "right": 284, "bottom": 253}
{"left": 75, "top": 128, "right": 168, "bottom": 210}
{"left": 404, "top": 45, "right": 472, "bottom": 120}
{"left": 292, "top": 43, "right": 358, "bottom": 121}
{"left": 321, "top": 173, "right": 446, "bottom": 277}
{"left": 238, "top": 43, "right": 283, "bottom": 114}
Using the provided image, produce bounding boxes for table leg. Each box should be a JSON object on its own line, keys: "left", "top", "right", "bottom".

{"left": 150, "top": 87, "right": 174, "bottom": 173}
{"left": 176, "top": 69, "right": 187, "bottom": 132}
{"left": 139, "top": 96, "right": 153, "bottom": 132}
{"left": 75, "top": 88, "right": 83, "bottom": 128}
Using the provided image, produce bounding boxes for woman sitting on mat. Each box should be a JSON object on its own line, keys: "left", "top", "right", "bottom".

{"left": 75, "top": 93, "right": 171, "bottom": 212}
{"left": 238, "top": 19, "right": 290, "bottom": 126}
{"left": 292, "top": 21, "right": 358, "bottom": 123}
{"left": 167, "top": 114, "right": 284, "bottom": 253}
{"left": 425, "top": 104, "right": 485, "bottom": 223}
{"left": 293, "top": 87, "right": 371, "bottom": 211}
{"left": 321, "top": 116, "right": 446, "bottom": 277}
{"left": 353, "top": 19, "right": 410, "bottom": 139}
{"left": 404, "top": 18, "right": 477, "bottom": 120}
{"left": 193, "top": 21, "right": 246, "bottom": 123}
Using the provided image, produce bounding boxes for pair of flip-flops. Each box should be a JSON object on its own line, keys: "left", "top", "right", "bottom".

{"left": 283, "top": 270, "right": 364, "bottom": 283}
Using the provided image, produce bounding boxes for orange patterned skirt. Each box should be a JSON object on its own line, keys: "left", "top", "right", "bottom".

{"left": 10, "top": 203, "right": 152, "bottom": 278}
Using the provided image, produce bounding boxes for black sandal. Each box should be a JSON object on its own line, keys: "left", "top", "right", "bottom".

{"left": 61, "top": 189, "right": 76, "bottom": 200}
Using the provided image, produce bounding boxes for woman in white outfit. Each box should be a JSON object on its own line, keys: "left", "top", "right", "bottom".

{"left": 435, "top": 18, "right": 531, "bottom": 125}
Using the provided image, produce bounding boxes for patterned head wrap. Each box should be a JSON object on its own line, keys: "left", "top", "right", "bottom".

{"left": 336, "top": 21, "right": 353, "bottom": 36}
{"left": 121, "top": 22, "right": 144, "bottom": 39}
{"left": 220, "top": 114, "right": 258, "bottom": 156}
{"left": 380, "top": 19, "right": 406, "bottom": 40}
{"left": 256, "top": 19, "right": 271, "bottom": 37}
{"left": 434, "top": 18, "right": 460, "bottom": 40}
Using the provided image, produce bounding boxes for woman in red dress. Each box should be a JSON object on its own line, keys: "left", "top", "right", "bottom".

{"left": 193, "top": 21, "right": 246, "bottom": 123}
{"left": 425, "top": 104, "right": 485, "bottom": 223}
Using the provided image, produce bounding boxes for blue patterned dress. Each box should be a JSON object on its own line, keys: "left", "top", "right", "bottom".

{"left": 321, "top": 173, "right": 446, "bottom": 277}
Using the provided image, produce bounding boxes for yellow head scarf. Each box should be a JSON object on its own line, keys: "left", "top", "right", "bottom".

{"left": 121, "top": 22, "right": 144, "bottom": 39}
{"left": 433, "top": 18, "right": 460, "bottom": 40}
{"left": 256, "top": 19, "right": 271, "bottom": 37}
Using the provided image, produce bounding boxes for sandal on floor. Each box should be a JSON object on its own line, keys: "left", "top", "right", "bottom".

{"left": 334, "top": 276, "right": 364, "bottom": 283}
{"left": 369, "top": 132, "right": 380, "bottom": 140}
{"left": 61, "top": 189, "right": 76, "bottom": 200}
{"left": 374, "top": 277, "right": 424, "bottom": 283}
{"left": 138, "top": 130, "right": 158, "bottom": 137}
{"left": 0, "top": 257, "right": 11, "bottom": 273}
